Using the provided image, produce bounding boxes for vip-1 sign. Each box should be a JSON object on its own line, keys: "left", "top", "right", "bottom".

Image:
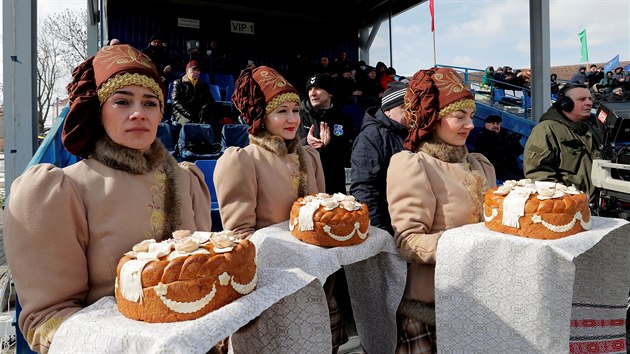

{"left": 231, "top": 20, "right": 254, "bottom": 35}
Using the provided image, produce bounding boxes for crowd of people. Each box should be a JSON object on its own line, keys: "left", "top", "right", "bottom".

{"left": 6, "top": 40, "right": 629, "bottom": 354}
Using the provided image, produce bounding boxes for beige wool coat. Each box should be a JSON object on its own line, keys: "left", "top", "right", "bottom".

{"left": 214, "top": 133, "right": 326, "bottom": 239}
{"left": 3, "top": 139, "right": 212, "bottom": 353}
{"left": 387, "top": 141, "right": 496, "bottom": 303}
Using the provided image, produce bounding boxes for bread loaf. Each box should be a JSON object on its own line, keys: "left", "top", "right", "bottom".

{"left": 115, "top": 230, "right": 257, "bottom": 322}
{"left": 289, "top": 193, "right": 370, "bottom": 247}
{"left": 483, "top": 179, "right": 591, "bottom": 239}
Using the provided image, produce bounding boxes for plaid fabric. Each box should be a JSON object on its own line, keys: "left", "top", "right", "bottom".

{"left": 324, "top": 274, "right": 349, "bottom": 353}
{"left": 396, "top": 314, "right": 437, "bottom": 354}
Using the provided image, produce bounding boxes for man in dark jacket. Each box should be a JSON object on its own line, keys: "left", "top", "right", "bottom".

{"left": 473, "top": 114, "right": 524, "bottom": 182}
{"left": 171, "top": 61, "right": 223, "bottom": 140}
{"left": 523, "top": 84, "right": 602, "bottom": 203}
{"left": 350, "top": 82, "right": 408, "bottom": 234}
{"left": 141, "top": 35, "right": 175, "bottom": 84}
{"left": 299, "top": 73, "right": 356, "bottom": 194}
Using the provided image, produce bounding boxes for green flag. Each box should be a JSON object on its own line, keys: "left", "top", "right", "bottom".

{"left": 579, "top": 29, "right": 589, "bottom": 63}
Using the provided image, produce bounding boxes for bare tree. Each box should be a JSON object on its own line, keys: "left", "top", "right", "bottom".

{"left": 36, "top": 28, "right": 63, "bottom": 134}
{"left": 45, "top": 9, "right": 89, "bottom": 74}
{"left": 36, "top": 9, "right": 88, "bottom": 134}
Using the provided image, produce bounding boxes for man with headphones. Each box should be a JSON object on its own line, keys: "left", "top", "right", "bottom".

{"left": 523, "top": 83, "right": 602, "bottom": 204}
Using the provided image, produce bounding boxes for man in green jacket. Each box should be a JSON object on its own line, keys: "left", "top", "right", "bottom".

{"left": 523, "top": 83, "right": 603, "bottom": 203}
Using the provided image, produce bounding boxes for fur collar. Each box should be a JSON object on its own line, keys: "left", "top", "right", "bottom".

{"left": 418, "top": 137, "right": 468, "bottom": 163}
{"left": 90, "top": 136, "right": 182, "bottom": 239}
{"left": 249, "top": 131, "right": 311, "bottom": 197}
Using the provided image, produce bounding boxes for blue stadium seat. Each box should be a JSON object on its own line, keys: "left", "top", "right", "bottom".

{"left": 220, "top": 124, "right": 250, "bottom": 151}
{"left": 193, "top": 159, "right": 223, "bottom": 231}
{"left": 199, "top": 72, "right": 211, "bottom": 86}
{"left": 214, "top": 73, "right": 235, "bottom": 90}
{"left": 225, "top": 85, "right": 235, "bottom": 102}
{"left": 208, "top": 84, "right": 223, "bottom": 102}
{"left": 492, "top": 88, "right": 505, "bottom": 104}
{"left": 157, "top": 122, "right": 178, "bottom": 159}
{"left": 176, "top": 123, "right": 222, "bottom": 161}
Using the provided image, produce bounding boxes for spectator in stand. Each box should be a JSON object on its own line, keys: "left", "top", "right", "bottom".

{"left": 3, "top": 44, "right": 211, "bottom": 353}
{"left": 336, "top": 64, "right": 362, "bottom": 105}
{"left": 380, "top": 66, "right": 397, "bottom": 91}
{"left": 354, "top": 60, "right": 369, "bottom": 83}
{"left": 332, "top": 50, "right": 351, "bottom": 74}
{"left": 550, "top": 73, "right": 560, "bottom": 95}
{"left": 586, "top": 64, "right": 604, "bottom": 88}
{"left": 523, "top": 83, "right": 602, "bottom": 203}
{"left": 375, "top": 61, "right": 388, "bottom": 82}
{"left": 493, "top": 66, "right": 506, "bottom": 88}
{"left": 502, "top": 66, "right": 516, "bottom": 88}
{"left": 513, "top": 69, "right": 531, "bottom": 89}
{"left": 350, "top": 81, "right": 409, "bottom": 234}
{"left": 387, "top": 68, "right": 495, "bottom": 353}
{"left": 171, "top": 60, "right": 221, "bottom": 136}
{"left": 595, "top": 71, "right": 617, "bottom": 94}
{"left": 141, "top": 35, "right": 175, "bottom": 84}
{"left": 473, "top": 115, "right": 524, "bottom": 182}
{"left": 316, "top": 55, "right": 336, "bottom": 76}
{"left": 482, "top": 66, "right": 495, "bottom": 89}
{"left": 356, "top": 66, "right": 383, "bottom": 109}
{"left": 607, "top": 87, "right": 627, "bottom": 102}
{"left": 569, "top": 66, "right": 587, "bottom": 85}
{"left": 299, "top": 73, "right": 356, "bottom": 194}
{"left": 612, "top": 66, "right": 627, "bottom": 89}
{"left": 205, "top": 39, "right": 227, "bottom": 84}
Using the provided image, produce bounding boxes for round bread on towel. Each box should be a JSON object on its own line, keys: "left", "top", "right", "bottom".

{"left": 483, "top": 179, "right": 591, "bottom": 239}
{"left": 289, "top": 193, "right": 370, "bottom": 247}
{"left": 115, "top": 230, "right": 257, "bottom": 322}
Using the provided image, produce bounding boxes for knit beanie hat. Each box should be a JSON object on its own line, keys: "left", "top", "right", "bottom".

{"left": 306, "top": 73, "right": 336, "bottom": 95}
{"left": 63, "top": 44, "right": 165, "bottom": 158}
{"left": 403, "top": 67, "right": 475, "bottom": 151}
{"left": 232, "top": 66, "right": 300, "bottom": 135}
{"left": 381, "top": 81, "right": 408, "bottom": 111}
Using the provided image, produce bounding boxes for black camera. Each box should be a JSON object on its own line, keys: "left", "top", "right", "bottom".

{"left": 592, "top": 102, "right": 630, "bottom": 219}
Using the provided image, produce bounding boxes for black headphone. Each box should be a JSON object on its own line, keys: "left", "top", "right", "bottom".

{"left": 555, "top": 83, "right": 586, "bottom": 112}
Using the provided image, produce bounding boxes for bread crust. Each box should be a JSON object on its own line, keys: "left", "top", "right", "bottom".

{"left": 289, "top": 196, "right": 370, "bottom": 247}
{"left": 483, "top": 187, "right": 591, "bottom": 239}
{"left": 116, "top": 239, "right": 257, "bottom": 322}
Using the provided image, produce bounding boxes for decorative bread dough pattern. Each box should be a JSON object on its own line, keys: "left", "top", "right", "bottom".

{"left": 483, "top": 179, "right": 591, "bottom": 239}
{"left": 289, "top": 193, "right": 370, "bottom": 247}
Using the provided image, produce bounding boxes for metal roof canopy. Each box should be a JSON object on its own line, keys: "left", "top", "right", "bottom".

{"left": 2, "top": 0, "right": 551, "bottom": 196}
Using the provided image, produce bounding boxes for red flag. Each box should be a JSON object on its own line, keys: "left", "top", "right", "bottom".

{"left": 429, "top": 0, "right": 435, "bottom": 32}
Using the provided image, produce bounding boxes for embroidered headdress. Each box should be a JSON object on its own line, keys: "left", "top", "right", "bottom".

{"left": 232, "top": 66, "right": 300, "bottom": 135}
{"left": 63, "top": 44, "right": 165, "bottom": 158}
{"left": 403, "top": 67, "right": 475, "bottom": 151}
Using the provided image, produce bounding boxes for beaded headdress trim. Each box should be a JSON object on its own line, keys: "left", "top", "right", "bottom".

{"left": 265, "top": 92, "right": 301, "bottom": 114}
{"left": 97, "top": 72, "right": 165, "bottom": 114}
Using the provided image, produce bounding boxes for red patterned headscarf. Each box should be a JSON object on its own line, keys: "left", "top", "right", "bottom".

{"left": 403, "top": 67, "right": 475, "bottom": 151}
{"left": 232, "top": 66, "right": 300, "bottom": 135}
{"left": 63, "top": 44, "right": 165, "bottom": 158}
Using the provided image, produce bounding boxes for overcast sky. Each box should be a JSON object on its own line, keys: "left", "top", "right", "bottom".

{"left": 1, "top": 0, "right": 629, "bottom": 98}
{"left": 372, "top": 0, "right": 630, "bottom": 76}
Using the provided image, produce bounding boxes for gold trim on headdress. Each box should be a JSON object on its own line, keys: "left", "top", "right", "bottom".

{"left": 265, "top": 92, "right": 301, "bottom": 114}
{"left": 438, "top": 99, "right": 476, "bottom": 118}
{"left": 97, "top": 72, "right": 165, "bottom": 114}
